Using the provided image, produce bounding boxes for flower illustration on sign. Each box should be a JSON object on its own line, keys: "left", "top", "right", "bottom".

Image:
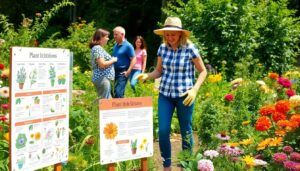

{"left": 103, "top": 122, "right": 118, "bottom": 140}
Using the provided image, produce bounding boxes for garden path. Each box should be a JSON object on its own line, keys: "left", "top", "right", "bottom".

{"left": 153, "top": 133, "right": 199, "bottom": 171}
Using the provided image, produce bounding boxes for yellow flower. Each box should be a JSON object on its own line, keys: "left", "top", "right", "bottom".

{"left": 139, "top": 144, "right": 144, "bottom": 150}
{"left": 1, "top": 69, "right": 9, "bottom": 78}
{"left": 227, "top": 142, "right": 239, "bottom": 147}
{"left": 289, "top": 95, "right": 300, "bottom": 107}
{"left": 208, "top": 73, "right": 222, "bottom": 83}
{"left": 4, "top": 132, "right": 9, "bottom": 141}
{"left": 257, "top": 138, "right": 272, "bottom": 150}
{"left": 242, "top": 155, "right": 255, "bottom": 167}
{"left": 35, "top": 132, "right": 41, "bottom": 140}
{"left": 242, "top": 121, "right": 250, "bottom": 125}
{"left": 142, "top": 138, "right": 147, "bottom": 144}
{"left": 205, "top": 92, "right": 211, "bottom": 97}
{"left": 231, "top": 129, "right": 238, "bottom": 134}
{"left": 240, "top": 138, "right": 253, "bottom": 146}
{"left": 269, "top": 137, "right": 282, "bottom": 147}
{"left": 103, "top": 122, "right": 118, "bottom": 140}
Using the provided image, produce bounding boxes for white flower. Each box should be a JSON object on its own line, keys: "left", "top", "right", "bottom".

{"left": 0, "top": 86, "right": 9, "bottom": 98}
{"left": 254, "top": 159, "right": 268, "bottom": 166}
{"left": 289, "top": 95, "right": 300, "bottom": 106}
{"left": 256, "top": 80, "right": 266, "bottom": 86}
{"left": 204, "top": 150, "right": 219, "bottom": 159}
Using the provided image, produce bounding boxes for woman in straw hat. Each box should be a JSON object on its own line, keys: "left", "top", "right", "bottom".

{"left": 136, "top": 17, "right": 207, "bottom": 170}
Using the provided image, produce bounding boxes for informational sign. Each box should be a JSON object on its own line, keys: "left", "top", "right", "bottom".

{"left": 10, "top": 47, "right": 70, "bottom": 171}
{"left": 99, "top": 97, "right": 153, "bottom": 164}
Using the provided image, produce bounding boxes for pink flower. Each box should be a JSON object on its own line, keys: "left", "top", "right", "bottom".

{"left": 197, "top": 159, "right": 214, "bottom": 171}
{"left": 273, "top": 152, "right": 288, "bottom": 164}
{"left": 290, "top": 152, "right": 300, "bottom": 162}
{"left": 216, "top": 133, "right": 230, "bottom": 141}
{"left": 283, "top": 160, "right": 297, "bottom": 170}
{"left": 286, "top": 89, "right": 296, "bottom": 97}
{"left": 283, "top": 146, "right": 294, "bottom": 153}
{"left": 1, "top": 103, "right": 9, "bottom": 110}
{"left": 0, "top": 63, "right": 4, "bottom": 70}
{"left": 277, "top": 77, "right": 292, "bottom": 88}
{"left": 224, "top": 94, "right": 234, "bottom": 102}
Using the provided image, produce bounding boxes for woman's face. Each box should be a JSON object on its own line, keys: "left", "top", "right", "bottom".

{"left": 100, "top": 35, "right": 109, "bottom": 45}
{"left": 135, "top": 38, "right": 142, "bottom": 49}
{"left": 164, "top": 31, "right": 181, "bottom": 47}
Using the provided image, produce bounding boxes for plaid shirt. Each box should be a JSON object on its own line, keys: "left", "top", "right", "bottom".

{"left": 158, "top": 43, "right": 200, "bottom": 98}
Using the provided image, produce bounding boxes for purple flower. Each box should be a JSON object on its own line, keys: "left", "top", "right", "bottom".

{"left": 197, "top": 159, "right": 214, "bottom": 171}
{"left": 217, "top": 144, "right": 244, "bottom": 157}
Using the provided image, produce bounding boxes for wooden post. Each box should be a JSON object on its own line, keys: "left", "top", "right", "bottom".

{"left": 54, "top": 163, "right": 62, "bottom": 171}
{"left": 108, "top": 163, "right": 115, "bottom": 171}
{"left": 141, "top": 158, "right": 148, "bottom": 171}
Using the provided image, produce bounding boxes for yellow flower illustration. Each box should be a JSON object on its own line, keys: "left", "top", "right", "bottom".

{"left": 103, "top": 122, "right": 118, "bottom": 140}
{"left": 35, "top": 132, "right": 41, "bottom": 140}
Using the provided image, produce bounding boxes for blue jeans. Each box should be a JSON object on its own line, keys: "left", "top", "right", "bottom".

{"left": 93, "top": 76, "right": 112, "bottom": 99}
{"left": 129, "top": 69, "right": 142, "bottom": 92}
{"left": 158, "top": 93, "right": 195, "bottom": 167}
{"left": 113, "top": 69, "right": 129, "bottom": 98}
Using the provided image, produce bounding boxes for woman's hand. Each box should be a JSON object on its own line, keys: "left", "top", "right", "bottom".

{"left": 135, "top": 73, "right": 149, "bottom": 83}
{"left": 180, "top": 88, "right": 197, "bottom": 106}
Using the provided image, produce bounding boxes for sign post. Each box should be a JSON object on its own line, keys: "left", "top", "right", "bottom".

{"left": 99, "top": 97, "right": 153, "bottom": 171}
{"left": 10, "top": 47, "right": 70, "bottom": 171}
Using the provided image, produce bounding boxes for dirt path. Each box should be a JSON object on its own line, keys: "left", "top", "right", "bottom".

{"left": 153, "top": 133, "right": 199, "bottom": 171}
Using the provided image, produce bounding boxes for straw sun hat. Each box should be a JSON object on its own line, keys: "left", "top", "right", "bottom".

{"left": 154, "top": 17, "right": 190, "bottom": 37}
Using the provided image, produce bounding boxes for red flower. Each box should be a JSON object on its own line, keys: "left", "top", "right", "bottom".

{"left": 224, "top": 94, "right": 234, "bottom": 102}
{"left": 272, "top": 111, "right": 287, "bottom": 122}
{"left": 259, "top": 105, "right": 275, "bottom": 116}
{"left": 255, "top": 116, "right": 272, "bottom": 131}
{"left": 275, "top": 100, "right": 291, "bottom": 113}
{"left": 0, "top": 115, "right": 7, "bottom": 122}
{"left": 0, "top": 64, "right": 4, "bottom": 70}
{"left": 286, "top": 89, "right": 296, "bottom": 97}
{"left": 277, "top": 77, "right": 292, "bottom": 88}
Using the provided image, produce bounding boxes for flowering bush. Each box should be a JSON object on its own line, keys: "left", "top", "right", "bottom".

{"left": 0, "top": 64, "right": 9, "bottom": 170}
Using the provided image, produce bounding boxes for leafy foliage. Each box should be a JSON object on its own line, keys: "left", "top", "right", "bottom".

{"left": 163, "top": 0, "right": 300, "bottom": 78}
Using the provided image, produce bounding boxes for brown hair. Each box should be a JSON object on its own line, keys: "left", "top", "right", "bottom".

{"left": 89, "top": 28, "right": 110, "bottom": 48}
{"left": 133, "top": 35, "right": 147, "bottom": 50}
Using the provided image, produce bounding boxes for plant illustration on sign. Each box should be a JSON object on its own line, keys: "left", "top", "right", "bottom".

{"left": 33, "top": 96, "right": 40, "bottom": 104}
{"left": 15, "top": 133, "right": 27, "bottom": 149}
{"left": 29, "top": 68, "right": 37, "bottom": 87}
{"left": 16, "top": 156, "right": 25, "bottom": 169}
{"left": 131, "top": 139, "right": 137, "bottom": 155}
{"left": 16, "top": 66, "right": 26, "bottom": 89}
{"left": 103, "top": 122, "right": 118, "bottom": 140}
{"left": 49, "top": 66, "right": 56, "bottom": 87}
{"left": 58, "top": 74, "right": 66, "bottom": 85}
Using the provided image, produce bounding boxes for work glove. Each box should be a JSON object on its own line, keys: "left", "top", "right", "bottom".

{"left": 135, "top": 73, "right": 149, "bottom": 83}
{"left": 111, "top": 57, "right": 118, "bottom": 62}
{"left": 180, "top": 88, "right": 197, "bottom": 106}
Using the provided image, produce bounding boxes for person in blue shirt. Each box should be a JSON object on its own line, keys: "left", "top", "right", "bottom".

{"left": 89, "top": 28, "right": 117, "bottom": 99}
{"left": 136, "top": 17, "right": 207, "bottom": 171}
{"left": 112, "top": 26, "right": 136, "bottom": 98}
